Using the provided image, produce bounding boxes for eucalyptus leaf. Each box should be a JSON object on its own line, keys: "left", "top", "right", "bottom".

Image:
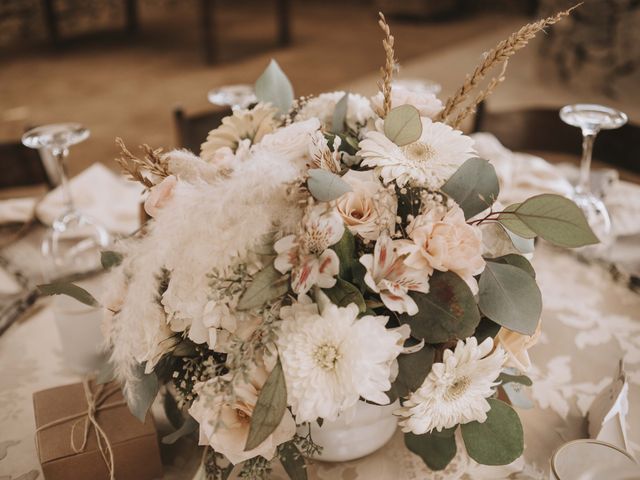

{"left": 323, "top": 279, "right": 366, "bottom": 313}
{"left": 331, "top": 92, "right": 349, "bottom": 134}
{"left": 254, "top": 59, "right": 294, "bottom": 114}
{"left": 498, "top": 372, "right": 533, "bottom": 386}
{"left": 441, "top": 158, "right": 500, "bottom": 219}
{"left": 478, "top": 262, "right": 542, "bottom": 335}
{"left": 499, "top": 194, "right": 599, "bottom": 248}
{"left": 307, "top": 168, "right": 352, "bottom": 202}
{"left": 101, "top": 250, "right": 123, "bottom": 269}
{"left": 38, "top": 282, "right": 100, "bottom": 307}
{"left": 237, "top": 264, "right": 289, "bottom": 311}
{"left": 96, "top": 360, "right": 116, "bottom": 384}
{"left": 163, "top": 390, "right": 184, "bottom": 429}
{"left": 473, "top": 317, "right": 502, "bottom": 343}
{"left": 505, "top": 228, "right": 535, "bottom": 255}
{"left": 488, "top": 254, "right": 535, "bottom": 278}
{"left": 498, "top": 203, "right": 536, "bottom": 239}
{"left": 384, "top": 104, "right": 422, "bottom": 146}
{"left": 399, "top": 271, "right": 481, "bottom": 343}
{"left": 279, "top": 441, "right": 308, "bottom": 480}
{"left": 245, "top": 360, "right": 287, "bottom": 451}
{"left": 390, "top": 345, "right": 435, "bottom": 398}
{"left": 125, "top": 364, "right": 159, "bottom": 422}
{"left": 461, "top": 398, "right": 524, "bottom": 465}
{"left": 162, "top": 416, "right": 198, "bottom": 444}
{"left": 405, "top": 429, "right": 457, "bottom": 471}
{"left": 502, "top": 383, "right": 534, "bottom": 409}
{"left": 331, "top": 229, "right": 355, "bottom": 280}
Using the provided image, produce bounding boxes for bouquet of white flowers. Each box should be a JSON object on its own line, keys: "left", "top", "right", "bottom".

{"left": 44, "top": 7, "right": 595, "bottom": 479}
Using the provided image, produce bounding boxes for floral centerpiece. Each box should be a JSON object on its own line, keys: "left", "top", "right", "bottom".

{"left": 44, "top": 6, "right": 596, "bottom": 479}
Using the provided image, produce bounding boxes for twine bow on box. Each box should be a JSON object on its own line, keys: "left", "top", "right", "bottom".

{"left": 35, "top": 378, "right": 126, "bottom": 480}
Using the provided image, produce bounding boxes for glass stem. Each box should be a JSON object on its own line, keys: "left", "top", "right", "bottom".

{"left": 577, "top": 131, "right": 597, "bottom": 195}
{"left": 54, "top": 149, "right": 75, "bottom": 213}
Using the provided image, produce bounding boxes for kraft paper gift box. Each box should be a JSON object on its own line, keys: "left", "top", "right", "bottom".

{"left": 33, "top": 380, "right": 163, "bottom": 480}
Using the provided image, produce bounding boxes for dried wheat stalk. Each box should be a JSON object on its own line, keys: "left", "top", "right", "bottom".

{"left": 377, "top": 12, "right": 396, "bottom": 118}
{"left": 436, "top": 4, "right": 580, "bottom": 125}
{"left": 115, "top": 137, "right": 170, "bottom": 188}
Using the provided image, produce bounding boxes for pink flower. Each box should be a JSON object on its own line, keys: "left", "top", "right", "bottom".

{"left": 144, "top": 175, "right": 177, "bottom": 217}
{"left": 397, "top": 204, "right": 485, "bottom": 293}
{"left": 360, "top": 232, "right": 430, "bottom": 315}
{"left": 274, "top": 205, "right": 345, "bottom": 295}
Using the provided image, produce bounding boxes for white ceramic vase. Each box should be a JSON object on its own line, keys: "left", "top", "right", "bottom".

{"left": 300, "top": 400, "right": 399, "bottom": 462}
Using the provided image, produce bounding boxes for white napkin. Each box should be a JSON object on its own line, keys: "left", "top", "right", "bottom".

{"left": 471, "top": 133, "right": 574, "bottom": 205}
{"left": 0, "top": 197, "right": 37, "bottom": 224}
{"left": 36, "top": 163, "right": 144, "bottom": 235}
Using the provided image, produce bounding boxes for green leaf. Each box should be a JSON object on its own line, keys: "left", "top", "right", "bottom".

{"left": 254, "top": 59, "right": 294, "bottom": 114}
{"left": 441, "top": 158, "right": 500, "bottom": 219}
{"left": 498, "top": 372, "right": 533, "bottom": 387}
{"left": 405, "top": 429, "right": 457, "bottom": 471}
{"left": 279, "top": 441, "right": 308, "bottom": 480}
{"left": 488, "top": 254, "right": 535, "bottom": 278}
{"left": 498, "top": 203, "right": 537, "bottom": 239}
{"left": 38, "top": 282, "right": 100, "bottom": 307}
{"left": 384, "top": 104, "right": 422, "bottom": 146}
{"left": 96, "top": 360, "right": 116, "bottom": 384}
{"left": 478, "top": 262, "right": 542, "bottom": 335}
{"left": 473, "top": 317, "right": 502, "bottom": 343}
{"left": 237, "top": 264, "right": 289, "bottom": 311}
{"left": 391, "top": 345, "right": 435, "bottom": 398}
{"left": 504, "top": 228, "right": 535, "bottom": 255}
{"left": 125, "top": 364, "right": 159, "bottom": 422}
{"left": 399, "top": 271, "right": 481, "bottom": 343}
{"left": 162, "top": 415, "right": 198, "bottom": 444}
{"left": 101, "top": 250, "right": 123, "bottom": 269}
{"left": 163, "top": 389, "right": 184, "bottom": 429}
{"left": 331, "top": 228, "right": 355, "bottom": 280}
{"left": 461, "top": 398, "right": 524, "bottom": 465}
{"left": 323, "top": 278, "right": 366, "bottom": 313}
{"left": 331, "top": 92, "right": 349, "bottom": 134}
{"left": 245, "top": 360, "right": 287, "bottom": 451}
{"left": 307, "top": 168, "right": 352, "bottom": 202}
{"left": 499, "top": 194, "right": 599, "bottom": 248}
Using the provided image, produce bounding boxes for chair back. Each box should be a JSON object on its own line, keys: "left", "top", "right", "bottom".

{"left": 0, "top": 140, "right": 52, "bottom": 190}
{"left": 173, "top": 105, "right": 232, "bottom": 154}
{"left": 473, "top": 102, "right": 640, "bottom": 174}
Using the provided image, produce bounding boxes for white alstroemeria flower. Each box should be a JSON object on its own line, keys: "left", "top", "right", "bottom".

{"left": 295, "top": 91, "right": 375, "bottom": 131}
{"left": 274, "top": 205, "right": 345, "bottom": 295}
{"left": 359, "top": 232, "right": 430, "bottom": 315}
{"left": 277, "top": 297, "right": 404, "bottom": 423}
{"left": 396, "top": 337, "right": 506, "bottom": 434}
{"left": 359, "top": 118, "right": 475, "bottom": 188}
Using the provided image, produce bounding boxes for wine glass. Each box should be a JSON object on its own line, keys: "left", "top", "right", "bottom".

{"left": 207, "top": 84, "right": 256, "bottom": 110}
{"left": 559, "top": 104, "right": 628, "bottom": 253}
{"left": 22, "top": 123, "right": 110, "bottom": 277}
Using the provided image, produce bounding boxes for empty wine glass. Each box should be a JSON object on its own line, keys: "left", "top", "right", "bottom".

{"left": 22, "top": 123, "right": 110, "bottom": 277}
{"left": 207, "top": 84, "right": 256, "bottom": 110}
{"left": 559, "top": 104, "right": 628, "bottom": 254}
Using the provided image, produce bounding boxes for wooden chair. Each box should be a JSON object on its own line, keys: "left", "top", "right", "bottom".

{"left": 173, "top": 105, "right": 232, "bottom": 154}
{"left": 473, "top": 101, "right": 640, "bottom": 175}
{"left": 0, "top": 139, "right": 53, "bottom": 191}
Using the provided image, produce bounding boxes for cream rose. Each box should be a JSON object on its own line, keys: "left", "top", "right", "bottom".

{"left": 189, "top": 366, "right": 296, "bottom": 464}
{"left": 370, "top": 86, "right": 443, "bottom": 119}
{"left": 494, "top": 324, "right": 541, "bottom": 372}
{"left": 336, "top": 169, "right": 397, "bottom": 241}
{"left": 144, "top": 175, "right": 177, "bottom": 218}
{"left": 398, "top": 204, "right": 485, "bottom": 293}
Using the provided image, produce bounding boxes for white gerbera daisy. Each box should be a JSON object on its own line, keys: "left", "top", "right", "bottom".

{"left": 396, "top": 337, "right": 506, "bottom": 434}
{"left": 358, "top": 118, "right": 475, "bottom": 188}
{"left": 200, "top": 102, "right": 278, "bottom": 159}
{"left": 277, "top": 298, "right": 404, "bottom": 423}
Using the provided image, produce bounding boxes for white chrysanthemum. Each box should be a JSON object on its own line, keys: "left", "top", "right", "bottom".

{"left": 396, "top": 337, "right": 506, "bottom": 434}
{"left": 295, "top": 91, "right": 375, "bottom": 131}
{"left": 359, "top": 118, "right": 475, "bottom": 188}
{"left": 277, "top": 298, "right": 404, "bottom": 423}
{"left": 200, "top": 102, "right": 278, "bottom": 160}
